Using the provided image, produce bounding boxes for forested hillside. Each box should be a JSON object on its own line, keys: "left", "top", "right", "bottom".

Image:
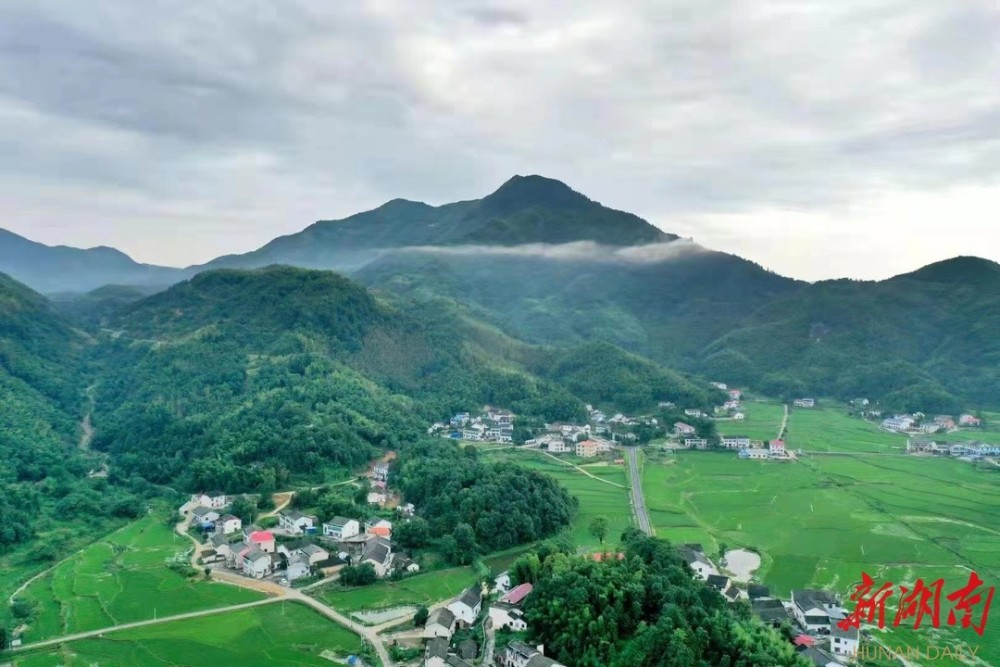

{"left": 91, "top": 266, "right": 707, "bottom": 493}
{"left": 0, "top": 274, "right": 146, "bottom": 557}
{"left": 521, "top": 530, "right": 808, "bottom": 666}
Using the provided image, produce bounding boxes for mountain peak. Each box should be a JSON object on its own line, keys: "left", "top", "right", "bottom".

{"left": 891, "top": 256, "right": 1000, "bottom": 285}
{"left": 482, "top": 175, "right": 590, "bottom": 215}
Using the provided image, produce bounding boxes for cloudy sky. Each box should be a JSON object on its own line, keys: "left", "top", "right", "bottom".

{"left": 1, "top": 1, "right": 998, "bottom": 281}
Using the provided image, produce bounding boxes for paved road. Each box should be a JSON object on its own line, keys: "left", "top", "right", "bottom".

{"left": 625, "top": 447, "right": 652, "bottom": 535}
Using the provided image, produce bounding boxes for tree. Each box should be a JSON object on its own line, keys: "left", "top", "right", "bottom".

{"left": 229, "top": 496, "right": 258, "bottom": 524}
{"left": 414, "top": 606, "right": 430, "bottom": 627}
{"left": 395, "top": 517, "right": 429, "bottom": 550}
{"left": 452, "top": 523, "right": 478, "bottom": 565}
{"left": 589, "top": 516, "right": 609, "bottom": 545}
{"left": 204, "top": 567, "right": 212, "bottom": 579}
{"left": 0, "top": 625, "right": 7, "bottom": 651}
{"left": 340, "top": 563, "right": 378, "bottom": 587}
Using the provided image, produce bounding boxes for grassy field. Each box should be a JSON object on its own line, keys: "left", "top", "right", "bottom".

{"left": 17, "top": 517, "right": 264, "bottom": 642}
{"left": 11, "top": 601, "right": 363, "bottom": 667}
{"left": 719, "top": 400, "right": 785, "bottom": 441}
{"left": 481, "top": 449, "right": 633, "bottom": 549}
{"left": 642, "top": 429, "right": 1000, "bottom": 664}
{"left": 316, "top": 566, "right": 476, "bottom": 613}
{"left": 785, "top": 406, "right": 908, "bottom": 452}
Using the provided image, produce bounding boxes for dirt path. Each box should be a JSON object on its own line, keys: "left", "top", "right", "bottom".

{"left": 778, "top": 404, "right": 789, "bottom": 440}
{"left": 536, "top": 449, "right": 628, "bottom": 489}
{"left": 10, "top": 598, "right": 279, "bottom": 652}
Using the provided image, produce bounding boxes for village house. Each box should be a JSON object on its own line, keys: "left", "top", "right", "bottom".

{"left": 739, "top": 447, "right": 770, "bottom": 460}
{"left": 720, "top": 435, "right": 751, "bottom": 449}
{"left": 684, "top": 408, "right": 704, "bottom": 417}
{"left": 732, "top": 411, "right": 745, "bottom": 420}
{"left": 191, "top": 506, "right": 220, "bottom": 527}
{"left": 575, "top": 439, "right": 598, "bottom": 458}
{"left": 547, "top": 439, "right": 570, "bottom": 454}
{"left": 684, "top": 437, "right": 709, "bottom": 449}
{"left": 393, "top": 554, "right": 420, "bottom": 574}
{"left": 450, "top": 413, "right": 471, "bottom": 427}
{"left": 674, "top": 422, "right": 696, "bottom": 435}
{"left": 216, "top": 514, "right": 242, "bottom": 535}
{"left": 284, "top": 552, "right": 311, "bottom": 581}
{"left": 489, "top": 604, "right": 528, "bottom": 631}
{"left": 448, "top": 586, "right": 483, "bottom": 628}
{"left": 769, "top": 439, "right": 786, "bottom": 456}
{"left": 246, "top": 529, "right": 276, "bottom": 553}
{"left": 658, "top": 401, "right": 675, "bottom": 408}
{"left": 881, "top": 415, "right": 914, "bottom": 432}
{"left": 960, "top": 414, "right": 982, "bottom": 426}
{"left": 423, "top": 608, "right": 456, "bottom": 639}
{"left": 797, "top": 646, "right": 841, "bottom": 667}
{"left": 752, "top": 598, "right": 792, "bottom": 627}
{"left": 678, "top": 544, "right": 718, "bottom": 580}
{"left": 595, "top": 439, "right": 614, "bottom": 453}
{"left": 498, "top": 641, "right": 567, "bottom": 667}
{"left": 323, "top": 516, "right": 360, "bottom": 539}
{"left": 707, "top": 574, "right": 742, "bottom": 602}
{"left": 367, "top": 492, "right": 387, "bottom": 505}
{"left": 711, "top": 382, "right": 728, "bottom": 390}
{"left": 501, "top": 582, "right": 533, "bottom": 606}
{"left": 793, "top": 398, "right": 815, "bottom": 408}
{"left": 298, "top": 543, "right": 329, "bottom": 565}
{"left": 723, "top": 400, "right": 741, "bottom": 410}
{"left": 242, "top": 548, "right": 275, "bottom": 579}
{"left": 278, "top": 510, "right": 318, "bottom": 535}
{"left": 227, "top": 540, "right": 248, "bottom": 568}
{"left": 830, "top": 623, "right": 860, "bottom": 657}
{"left": 934, "top": 415, "right": 956, "bottom": 430}
{"left": 729, "top": 389, "right": 742, "bottom": 400}
{"left": 191, "top": 492, "right": 227, "bottom": 509}
{"left": 791, "top": 590, "right": 841, "bottom": 633}
{"left": 361, "top": 535, "right": 393, "bottom": 576}
{"left": 372, "top": 463, "right": 390, "bottom": 481}
{"left": 424, "top": 636, "right": 449, "bottom": 667}
{"left": 208, "top": 533, "right": 232, "bottom": 559}
{"left": 365, "top": 518, "right": 392, "bottom": 536}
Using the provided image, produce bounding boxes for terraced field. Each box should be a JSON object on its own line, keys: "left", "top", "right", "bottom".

{"left": 16, "top": 517, "right": 263, "bottom": 642}
{"left": 11, "top": 601, "right": 361, "bottom": 667}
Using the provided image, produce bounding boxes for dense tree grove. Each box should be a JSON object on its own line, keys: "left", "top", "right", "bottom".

{"left": 395, "top": 441, "right": 576, "bottom": 553}
{"left": 524, "top": 530, "right": 808, "bottom": 667}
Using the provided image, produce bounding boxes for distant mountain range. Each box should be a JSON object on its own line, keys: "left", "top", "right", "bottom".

{"left": 3, "top": 174, "right": 999, "bottom": 408}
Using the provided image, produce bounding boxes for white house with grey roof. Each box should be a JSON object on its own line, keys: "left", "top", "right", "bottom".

{"left": 278, "top": 510, "right": 318, "bottom": 535}
{"left": 323, "top": 516, "right": 360, "bottom": 539}
{"left": 361, "top": 536, "right": 393, "bottom": 577}
{"left": 448, "top": 586, "right": 483, "bottom": 627}
{"left": 792, "top": 589, "right": 841, "bottom": 633}
{"left": 422, "top": 607, "right": 456, "bottom": 639}
{"left": 830, "top": 623, "right": 860, "bottom": 656}
{"left": 678, "top": 544, "right": 718, "bottom": 580}
{"left": 242, "top": 548, "right": 274, "bottom": 579}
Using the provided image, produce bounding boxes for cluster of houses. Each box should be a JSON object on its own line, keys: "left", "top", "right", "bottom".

{"left": 186, "top": 492, "right": 417, "bottom": 586}
{"left": 678, "top": 544, "right": 858, "bottom": 666}
{"left": 711, "top": 384, "right": 746, "bottom": 420}
{"left": 421, "top": 575, "right": 566, "bottom": 667}
{"left": 906, "top": 437, "right": 1000, "bottom": 460}
{"left": 429, "top": 407, "right": 516, "bottom": 443}
{"left": 671, "top": 428, "right": 794, "bottom": 461}
{"left": 881, "top": 413, "right": 983, "bottom": 434}
{"left": 793, "top": 398, "right": 816, "bottom": 408}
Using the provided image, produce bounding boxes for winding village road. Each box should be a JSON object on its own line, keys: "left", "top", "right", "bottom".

{"left": 625, "top": 446, "right": 653, "bottom": 535}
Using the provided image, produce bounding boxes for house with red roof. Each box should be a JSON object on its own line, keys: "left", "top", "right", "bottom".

{"left": 501, "top": 583, "right": 533, "bottom": 606}
{"left": 247, "top": 529, "right": 275, "bottom": 553}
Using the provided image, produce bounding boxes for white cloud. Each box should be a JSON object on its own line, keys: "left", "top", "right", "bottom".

{"left": 0, "top": 0, "right": 998, "bottom": 277}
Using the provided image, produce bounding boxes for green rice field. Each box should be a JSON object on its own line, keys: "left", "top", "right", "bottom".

{"left": 316, "top": 565, "right": 476, "bottom": 613}
{"left": 17, "top": 517, "right": 264, "bottom": 642}
{"left": 642, "top": 408, "right": 1000, "bottom": 665}
{"left": 11, "top": 601, "right": 362, "bottom": 667}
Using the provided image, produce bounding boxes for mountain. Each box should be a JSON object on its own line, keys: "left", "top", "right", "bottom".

{"left": 195, "top": 175, "right": 675, "bottom": 274}
{"left": 93, "top": 266, "right": 718, "bottom": 492}
{"left": 697, "top": 257, "right": 1000, "bottom": 410}
{"left": 0, "top": 229, "right": 182, "bottom": 294}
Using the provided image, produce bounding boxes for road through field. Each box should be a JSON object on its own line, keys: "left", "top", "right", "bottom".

{"left": 625, "top": 447, "right": 652, "bottom": 535}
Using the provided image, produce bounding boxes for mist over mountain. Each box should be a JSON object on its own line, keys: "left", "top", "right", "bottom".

{"left": 3, "top": 175, "right": 999, "bottom": 409}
